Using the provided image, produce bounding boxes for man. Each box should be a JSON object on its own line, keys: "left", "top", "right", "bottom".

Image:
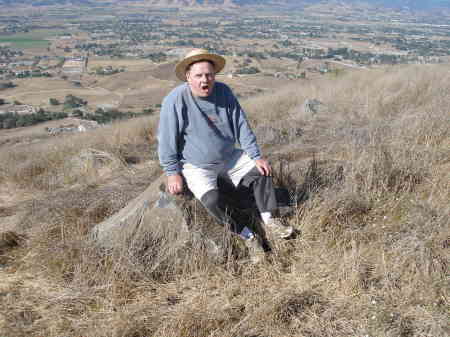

{"left": 158, "top": 49, "right": 292, "bottom": 262}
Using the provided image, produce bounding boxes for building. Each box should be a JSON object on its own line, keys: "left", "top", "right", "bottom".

{"left": 0, "top": 104, "right": 37, "bottom": 115}
{"left": 62, "top": 56, "right": 88, "bottom": 75}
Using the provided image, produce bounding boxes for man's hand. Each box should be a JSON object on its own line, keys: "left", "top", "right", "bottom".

{"left": 167, "top": 174, "right": 184, "bottom": 195}
{"left": 255, "top": 158, "right": 272, "bottom": 176}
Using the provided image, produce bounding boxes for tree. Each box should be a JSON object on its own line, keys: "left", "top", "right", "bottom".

{"left": 49, "top": 98, "right": 60, "bottom": 106}
{"left": 55, "top": 112, "right": 68, "bottom": 119}
{"left": 72, "top": 109, "right": 84, "bottom": 117}
{"left": 2, "top": 118, "right": 16, "bottom": 129}
{"left": 142, "top": 107, "right": 153, "bottom": 115}
{"left": 16, "top": 115, "right": 32, "bottom": 127}
{"left": 236, "top": 66, "right": 260, "bottom": 75}
{"left": 64, "top": 94, "right": 87, "bottom": 109}
{"left": 0, "top": 81, "right": 15, "bottom": 90}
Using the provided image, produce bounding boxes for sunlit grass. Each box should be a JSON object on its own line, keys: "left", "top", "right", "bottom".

{"left": 1, "top": 64, "right": 449, "bottom": 337}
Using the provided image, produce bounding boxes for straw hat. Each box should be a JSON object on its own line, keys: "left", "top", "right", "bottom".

{"left": 175, "top": 49, "right": 226, "bottom": 82}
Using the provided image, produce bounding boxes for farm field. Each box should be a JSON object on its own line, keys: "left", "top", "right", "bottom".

{"left": 0, "top": 30, "right": 66, "bottom": 49}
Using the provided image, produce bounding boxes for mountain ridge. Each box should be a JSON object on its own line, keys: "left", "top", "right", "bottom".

{"left": 1, "top": 0, "right": 449, "bottom": 10}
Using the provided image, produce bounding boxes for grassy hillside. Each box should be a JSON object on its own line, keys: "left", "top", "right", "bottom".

{"left": 0, "top": 64, "right": 449, "bottom": 337}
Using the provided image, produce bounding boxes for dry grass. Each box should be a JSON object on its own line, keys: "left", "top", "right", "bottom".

{"left": 0, "top": 64, "right": 449, "bottom": 337}
{"left": 0, "top": 115, "right": 158, "bottom": 189}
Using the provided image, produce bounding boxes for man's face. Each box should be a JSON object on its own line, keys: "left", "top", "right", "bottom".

{"left": 186, "top": 61, "right": 216, "bottom": 97}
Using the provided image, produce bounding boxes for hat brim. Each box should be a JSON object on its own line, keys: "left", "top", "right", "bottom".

{"left": 175, "top": 53, "right": 226, "bottom": 82}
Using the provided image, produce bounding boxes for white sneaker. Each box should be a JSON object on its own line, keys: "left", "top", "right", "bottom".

{"left": 243, "top": 235, "right": 265, "bottom": 264}
{"left": 265, "top": 218, "right": 293, "bottom": 239}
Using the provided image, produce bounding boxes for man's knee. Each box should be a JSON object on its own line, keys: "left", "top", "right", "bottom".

{"left": 240, "top": 166, "right": 270, "bottom": 188}
{"left": 200, "top": 189, "right": 220, "bottom": 209}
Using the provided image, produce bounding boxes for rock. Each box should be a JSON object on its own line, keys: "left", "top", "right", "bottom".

{"left": 58, "top": 148, "right": 124, "bottom": 184}
{"left": 0, "top": 231, "right": 22, "bottom": 253}
{"left": 90, "top": 174, "right": 235, "bottom": 262}
{"left": 90, "top": 173, "right": 295, "bottom": 266}
{"left": 90, "top": 174, "right": 171, "bottom": 247}
{"left": 303, "top": 99, "right": 325, "bottom": 115}
{"left": 75, "top": 148, "right": 122, "bottom": 170}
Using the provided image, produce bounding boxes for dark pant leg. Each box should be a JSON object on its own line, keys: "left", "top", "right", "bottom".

{"left": 239, "top": 167, "right": 278, "bottom": 213}
{"left": 200, "top": 189, "right": 245, "bottom": 234}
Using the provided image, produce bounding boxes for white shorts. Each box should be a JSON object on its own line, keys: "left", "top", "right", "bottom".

{"left": 182, "top": 150, "right": 256, "bottom": 200}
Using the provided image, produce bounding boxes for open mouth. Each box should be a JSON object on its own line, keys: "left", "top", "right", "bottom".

{"left": 201, "top": 84, "right": 209, "bottom": 91}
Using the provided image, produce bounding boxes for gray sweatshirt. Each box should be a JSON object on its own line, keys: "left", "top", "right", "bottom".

{"left": 158, "top": 82, "right": 261, "bottom": 175}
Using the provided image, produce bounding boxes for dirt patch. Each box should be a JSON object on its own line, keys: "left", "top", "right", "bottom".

{"left": 149, "top": 61, "right": 179, "bottom": 82}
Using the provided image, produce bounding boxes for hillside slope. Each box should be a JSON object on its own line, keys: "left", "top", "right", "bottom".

{"left": 0, "top": 64, "right": 449, "bottom": 337}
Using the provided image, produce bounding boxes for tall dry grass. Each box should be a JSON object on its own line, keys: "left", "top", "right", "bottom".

{"left": 0, "top": 115, "right": 159, "bottom": 189}
{"left": 0, "top": 64, "right": 449, "bottom": 337}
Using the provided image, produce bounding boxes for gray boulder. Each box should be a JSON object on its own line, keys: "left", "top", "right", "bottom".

{"left": 303, "top": 99, "right": 324, "bottom": 115}
{"left": 90, "top": 174, "right": 250, "bottom": 265}
{"left": 90, "top": 172, "right": 295, "bottom": 271}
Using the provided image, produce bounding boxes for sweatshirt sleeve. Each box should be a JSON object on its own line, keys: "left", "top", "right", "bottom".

{"left": 157, "top": 95, "right": 182, "bottom": 176}
{"left": 229, "top": 91, "right": 262, "bottom": 160}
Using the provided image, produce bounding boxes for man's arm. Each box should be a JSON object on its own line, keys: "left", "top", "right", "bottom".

{"left": 157, "top": 97, "right": 184, "bottom": 193}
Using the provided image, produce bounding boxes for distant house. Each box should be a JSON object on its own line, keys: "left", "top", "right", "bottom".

{"left": 166, "top": 48, "right": 189, "bottom": 57}
{"left": 62, "top": 56, "right": 88, "bottom": 75}
{"left": 8, "top": 60, "right": 34, "bottom": 68}
{"left": 96, "top": 103, "right": 116, "bottom": 112}
{"left": 45, "top": 119, "right": 99, "bottom": 135}
{"left": 0, "top": 104, "right": 37, "bottom": 115}
{"left": 79, "top": 119, "right": 99, "bottom": 130}
{"left": 12, "top": 66, "right": 31, "bottom": 77}
{"left": 299, "top": 46, "right": 328, "bottom": 58}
